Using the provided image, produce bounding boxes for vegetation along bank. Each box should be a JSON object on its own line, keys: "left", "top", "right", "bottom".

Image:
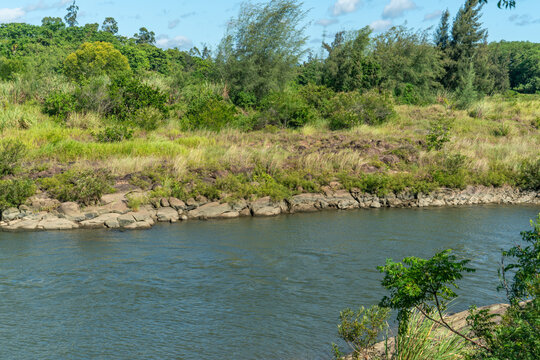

{"left": 1, "top": 0, "right": 539, "bottom": 231}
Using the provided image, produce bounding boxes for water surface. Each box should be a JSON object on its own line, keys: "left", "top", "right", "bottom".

{"left": 1, "top": 205, "right": 538, "bottom": 359}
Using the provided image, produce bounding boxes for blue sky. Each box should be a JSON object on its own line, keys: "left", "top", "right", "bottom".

{"left": 1, "top": 0, "right": 539, "bottom": 51}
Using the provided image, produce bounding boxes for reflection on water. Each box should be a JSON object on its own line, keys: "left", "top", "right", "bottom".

{"left": 0, "top": 205, "right": 538, "bottom": 359}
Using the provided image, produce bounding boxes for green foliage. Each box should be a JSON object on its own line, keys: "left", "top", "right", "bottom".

{"left": 0, "top": 57, "right": 25, "bottom": 81}
{"left": 63, "top": 41, "right": 131, "bottom": 81}
{"left": 432, "top": 153, "right": 468, "bottom": 189}
{"left": 184, "top": 92, "right": 237, "bottom": 131}
{"left": 518, "top": 158, "right": 540, "bottom": 191}
{"left": 491, "top": 123, "right": 510, "bottom": 137}
{"left": 101, "top": 17, "right": 118, "bottom": 34}
{"left": 94, "top": 125, "right": 133, "bottom": 143}
{"left": 134, "top": 27, "right": 156, "bottom": 45}
{"left": 218, "top": 0, "right": 308, "bottom": 103}
{"left": 501, "top": 214, "right": 540, "bottom": 301}
{"left": 40, "top": 169, "right": 114, "bottom": 205}
{"left": 322, "top": 28, "right": 381, "bottom": 92}
{"left": 64, "top": 1, "right": 79, "bottom": 27}
{"left": 373, "top": 26, "right": 443, "bottom": 104}
{"left": 258, "top": 90, "right": 315, "bottom": 129}
{"left": 328, "top": 91, "right": 395, "bottom": 130}
{"left": 378, "top": 250, "right": 475, "bottom": 332}
{"left": 333, "top": 305, "right": 390, "bottom": 360}
{"left": 0, "top": 139, "right": 26, "bottom": 176}
{"left": 427, "top": 121, "right": 451, "bottom": 151}
{"left": 0, "top": 178, "right": 36, "bottom": 212}
{"left": 43, "top": 91, "right": 77, "bottom": 121}
{"left": 108, "top": 76, "right": 169, "bottom": 122}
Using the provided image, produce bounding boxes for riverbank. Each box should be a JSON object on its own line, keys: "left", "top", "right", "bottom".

{"left": 1, "top": 184, "right": 539, "bottom": 232}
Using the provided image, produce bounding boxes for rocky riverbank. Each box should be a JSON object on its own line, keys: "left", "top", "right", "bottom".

{"left": 1, "top": 185, "right": 539, "bottom": 232}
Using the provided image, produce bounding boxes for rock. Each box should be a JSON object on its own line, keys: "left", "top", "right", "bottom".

{"left": 239, "top": 208, "right": 252, "bottom": 217}
{"left": 80, "top": 213, "right": 120, "bottom": 229}
{"left": 2, "top": 219, "right": 40, "bottom": 231}
{"left": 57, "top": 202, "right": 80, "bottom": 216}
{"left": 325, "top": 190, "right": 359, "bottom": 210}
{"left": 251, "top": 197, "right": 287, "bottom": 217}
{"left": 289, "top": 193, "right": 327, "bottom": 213}
{"left": 117, "top": 213, "right": 136, "bottom": 227}
{"left": 105, "top": 219, "right": 120, "bottom": 229}
{"left": 188, "top": 202, "right": 239, "bottom": 219}
{"left": 169, "top": 197, "right": 186, "bottom": 210}
{"left": 160, "top": 198, "right": 170, "bottom": 208}
{"left": 85, "top": 200, "right": 129, "bottom": 215}
{"left": 57, "top": 202, "right": 86, "bottom": 221}
{"left": 28, "top": 194, "right": 60, "bottom": 212}
{"left": 19, "top": 205, "right": 31, "bottom": 212}
{"left": 180, "top": 214, "right": 188, "bottom": 221}
{"left": 185, "top": 198, "right": 198, "bottom": 210}
{"left": 101, "top": 192, "right": 127, "bottom": 204}
{"left": 38, "top": 218, "right": 79, "bottom": 230}
{"left": 157, "top": 207, "right": 179, "bottom": 222}
{"left": 133, "top": 210, "right": 155, "bottom": 223}
{"left": 2, "top": 207, "right": 21, "bottom": 221}
{"left": 195, "top": 195, "right": 209, "bottom": 205}
{"left": 124, "top": 220, "right": 154, "bottom": 230}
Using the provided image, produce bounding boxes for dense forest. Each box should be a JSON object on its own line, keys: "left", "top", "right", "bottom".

{"left": 0, "top": 0, "right": 538, "bottom": 211}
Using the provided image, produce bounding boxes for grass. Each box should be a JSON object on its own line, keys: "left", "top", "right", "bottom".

{"left": 0, "top": 93, "right": 539, "bottom": 207}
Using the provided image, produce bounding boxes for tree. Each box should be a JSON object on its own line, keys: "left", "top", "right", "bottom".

{"left": 102, "top": 17, "right": 118, "bottom": 35}
{"left": 373, "top": 26, "right": 443, "bottom": 104}
{"left": 63, "top": 41, "right": 131, "bottom": 80}
{"left": 64, "top": 1, "right": 79, "bottom": 28}
{"left": 434, "top": 9, "right": 450, "bottom": 50}
{"left": 479, "top": 0, "right": 516, "bottom": 8}
{"left": 445, "top": 0, "right": 488, "bottom": 91}
{"left": 41, "top": 17, "right": 65, "bottom": 32}
{"left": 321, "top": 27, "right": 380, "bottom": 92}
{"left": 134, "top": 27, "right": 155, "bottom": 45}
{"left": 217, "top": 0, "right": 308, "bottom": 103}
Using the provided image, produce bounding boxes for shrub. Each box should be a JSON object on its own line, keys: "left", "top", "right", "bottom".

{"left": 332, "top": 305, "right": 390, "bottom": 360}
{"left": 258, "top": 90, "right": 315, "bottom": 129}
{"left": 184, "top": 96, "right": 237, "bottom": 131}
{"left": 43, "top": 91, "right": 77, "bottom": 121}
{"left": 108, "top": 77, "right": 169, "bottom": 122}
{"left": 94, "top": 125, "right": 133, "bottom": 143}
{"left": 491, "top": 123, "right": 511, "bottom": 137}
{"left": 426, "top": 121, "right": 451, "bottom": 151}
{"left": 73, "top": 75, "right": 112, "bottom": 114}
{"left": 40, "top": 169, "right": 114, "bottom": 206}
{"left": 518, "top": 158, "right": 540, "bottom": 191}
{"left": 298, "top": 83, "right": 335, "bottom": 115}
{"left": 328, "top": 91, "right": 395, "bottom": 130}
{"left": 0, "top": 139, "right": 26, "bottom": 176}
{"left": 0, "top": 178, "right": 36, "bottom": 211}
{"left": 63, "top": 41, "right": 130, "bottom": 81}
{"left": 0, "top": 57, "right": 25, "bottom": 81}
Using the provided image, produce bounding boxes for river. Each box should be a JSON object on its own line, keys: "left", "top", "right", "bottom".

{"left": 1, "top": 205, "right": 538, "bottom": 359}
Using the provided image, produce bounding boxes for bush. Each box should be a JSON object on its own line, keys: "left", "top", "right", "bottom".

{"left": 491, "top": 123, "right": 511, "bottom": 137}
{"left": 0, "top": 178, "right": 36, "bottom": 211}
{"left": 0, "top": 139, "right": 26, "bottom": 176}
{"left": 184, "top": 96, "right": 237, "bottom": 131}
{"left": 0, "top": 57, "right": 25, "bottom": 81}
{"left": 40, "top": 169, "right": 114, "bottom": 206}
{"left": 426, "top": 121, "right": 451, "bottom": 151}
{"left": 328, "top": 91, "right": 395, "bottom": 130}
{"left": 43, "top": 91, "right": 76, "bottom": 121}
{"left": 258, "top": 90, "right": 315, "bottom": 129}
{"left": 518, "top": 158, "right": 540, "bottom": 191}
{"left": 298, "top": 83, "right": 335, "bottom": 115}
{"left": 73, "top": 75, "right": 112, "bottom": 114}
{"left": 63, "top": 41, "right": 130, "bottom": 81}
{"left": 432, "top": 154, "right": 468, "bottom": 189}
{"left": 108, "top": 76, "right": 169, "bottom": 122}
{"left": 94, "top": 125, "right": 133, "bottom": 143}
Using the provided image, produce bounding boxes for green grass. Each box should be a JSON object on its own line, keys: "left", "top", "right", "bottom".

{"left": 0, "top": 93, "right": 538, "bottom": 207}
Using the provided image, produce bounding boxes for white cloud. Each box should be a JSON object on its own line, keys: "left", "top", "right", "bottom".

{"left": 0, "top": 8, "right": 25, "bottom": 23}
{"left": 25, "top": 0, "right": 71, "bottom": 12}
{"left": 156, "top": 35, "right": 193, "bottom": 49}
{"left": 316, "top": 18, "right": 338, "bottom": 27}
{"left": 370, "top": 19, "right": 393, "bottom": 32}
{"left": 332, "top": 0, "right": 362, "bottom": 16}
{"left": 424, "top": 10, "right": 442, "bottom": 22}
{"left": 382, "top": 0, "right": 417, "bottom": 19}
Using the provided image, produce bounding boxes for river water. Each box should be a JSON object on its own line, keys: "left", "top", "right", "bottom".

{"left": 1, "top": 205, "right": 538, "bottom": 359}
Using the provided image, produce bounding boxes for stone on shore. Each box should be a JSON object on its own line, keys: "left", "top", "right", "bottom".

{"left": 325, "top": 190, "right": 359, "bottom": 210}
{"left": 250, "top": 197, "right": 288, "bottom": 217}
{"left": 80, "top": 213, "right": 120, "bottom": 228}
{"left": 38, "top": 218, "right": 79, "bottom": 230}
{"left": 157, "top": 207, "right": 179, "bottom": 222}
{"left": 289, "top": 193, "right": 328, "bottom": 213}
{"left": 1, "top": 207, "right": 22, "bottom": 221}
{"left": 187, "top": 202, "right": 239, "bottom": 220}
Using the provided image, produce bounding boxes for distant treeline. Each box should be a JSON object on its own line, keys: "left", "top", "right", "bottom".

{"left": 0, "top": 0, "right": 538, "bottom": 130}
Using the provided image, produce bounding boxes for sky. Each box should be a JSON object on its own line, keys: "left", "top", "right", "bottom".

{"left": 1, "top": 0, "right": 539, "bottom": 51}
